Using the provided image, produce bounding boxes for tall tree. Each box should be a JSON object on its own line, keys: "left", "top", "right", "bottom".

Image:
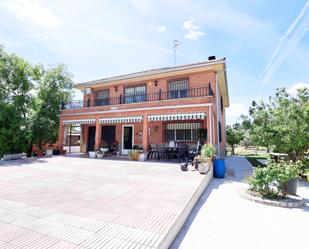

{"left": 249, "top": 88, "right": 309, "bottom": 160}
{"left": 31, "top": 64, "right": 73, "bottom": 149}
{"left": 0, "top": 47, "right": 35, "bottom": 157}
{"left": 226, "top": 123, "right": 244, "bottom": 155}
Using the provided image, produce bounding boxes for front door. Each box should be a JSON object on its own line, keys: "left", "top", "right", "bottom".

{"left": 101, "top": 125, "right": 116, "bottom": 148}
{"left": 87, "top": 126, "right": 96, "bottom": 152}
{"left": 122, "top": 125, "right": 133, "bottom": 155}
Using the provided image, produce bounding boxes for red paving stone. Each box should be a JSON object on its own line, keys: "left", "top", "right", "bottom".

{"left": 0, "top": 156, "right": 208, "bottom": 248}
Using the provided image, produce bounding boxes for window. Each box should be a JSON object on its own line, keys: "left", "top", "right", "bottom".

{"left": 95, "top": 90, "right": 109, "bottom": 106}
{"left": 165, "top": 122, "right": 201, "bottom": 142}
{"left": 124, "top": 85, "right": 146, "bottom": 103}
{"left": 220, "top": 95, "right": 223, "bottom": 113}
{"left": 168, "top": 78, "right": 188, "bottom": 99}
{"left": 218, "top": 121, "right": 222, "bottom": 142}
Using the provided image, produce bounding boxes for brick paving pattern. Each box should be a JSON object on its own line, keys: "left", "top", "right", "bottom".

{"left": 0, "top": 156, "right": 206, "bottom": 248}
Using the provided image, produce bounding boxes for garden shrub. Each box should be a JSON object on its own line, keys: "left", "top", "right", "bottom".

{"left": 246, "top": 161, "right": 298, "bottom": 198}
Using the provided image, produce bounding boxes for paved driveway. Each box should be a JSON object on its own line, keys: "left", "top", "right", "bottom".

{"left": 0, "top": 156, "right": 208, "bottom": 249}
{"left": 171, "top": 156, "right": 309, "bottom": 249}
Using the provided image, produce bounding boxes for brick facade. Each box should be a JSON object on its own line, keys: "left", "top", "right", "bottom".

{"left": 59, "top": 60, "right": 229, "bottom": 158}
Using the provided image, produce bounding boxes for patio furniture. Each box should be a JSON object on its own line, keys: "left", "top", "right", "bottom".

{"left": 147, "top": 144, "right": 158, "bottom": 159}
{"left": 269, "top": 153, "right": 288, "bottom": 162}
{"left": 166, "top": 147, "right": 179, "bottom": 161}
{"left": 188, "top": 140, "right": 204, "bottom": 164}
{"left": 157, "top": 145, "right": 167, "bottom": 160}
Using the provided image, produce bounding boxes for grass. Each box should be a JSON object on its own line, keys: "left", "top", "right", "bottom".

{"left": 245, "top": 154, "right": 269, "bottom": 167}
{"left": 227, "top": 146, "right": 269, "bottom": 167}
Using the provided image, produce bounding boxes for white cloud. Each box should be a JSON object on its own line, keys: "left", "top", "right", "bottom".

{"left": 226, "top": 103, "right": 248, "bottom": 124}
{"left": 259, "top": 1, "right": 309, "bottom": 84}
{"left": 0, "top": 0, "right": 61, "bottom": 29}
{"left": 157, "top": 25, "right": 166, "bottom": 32}
{"left": 183, "top": 19, "right": 204, "bottom": 40}
{"left": 287, "top": 82, "right": 309, "bottom": 96}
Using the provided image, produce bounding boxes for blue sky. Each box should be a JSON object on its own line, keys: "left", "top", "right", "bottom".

{"left": 0, "top": 0, "right": 308, "bottom": 124}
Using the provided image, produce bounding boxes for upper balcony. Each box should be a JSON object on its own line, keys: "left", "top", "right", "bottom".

{"left": 61, "top": 85, "right": 214, "bottom": 110}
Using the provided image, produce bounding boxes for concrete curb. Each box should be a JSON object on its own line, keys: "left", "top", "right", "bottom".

{"left": 159, "top": 167, "right": 214, "bottom": 249}
{"left": 239, "top": 188, "right": 304, "bottom": 208}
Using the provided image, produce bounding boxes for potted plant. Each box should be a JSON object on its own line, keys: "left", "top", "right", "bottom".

{"left": 96, "top": 150, "right": 104, "bottom": 159}
{"left": 128, "top": 150, "right": 141, "bottom": 161}
{"left": 100, "top": 140, "right": 109, "bottom": 153}
{"left": 279, "top": 162, "right": 299, "bottom": 195}
{"left": 197, "top": 144, "right": 216, "bottom": 174}
{"left": 180, "top": 162, "right": 188, "bottom": 171}
{"left": 89, "top": 151, "right": 96, "bottom": 158}
{"left": 45, "top": 145, "right": 53, "bottom": 157}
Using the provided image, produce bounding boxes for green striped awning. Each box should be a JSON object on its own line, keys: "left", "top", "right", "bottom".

{"left": 148, "top": 112, "right": 205, "bottom": 122}
{"left": 63, "top": 119, "right": 96, "bottom": 125}
{"left": 99, "top": 116, "right": 143, "bottom": 124}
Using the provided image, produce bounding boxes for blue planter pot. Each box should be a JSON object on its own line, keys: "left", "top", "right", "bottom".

{"left": 214, "top": 159, "right": 225, "bottom": 178}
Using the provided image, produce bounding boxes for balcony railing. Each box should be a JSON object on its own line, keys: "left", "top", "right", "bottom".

{"left": 61, "top": 85, "right": 213, "bottom": 110}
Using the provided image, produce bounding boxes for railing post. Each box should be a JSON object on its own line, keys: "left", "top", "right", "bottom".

{"left": 159, "top": 89, "right": 162, "bottom": 101}
{"left": 120, "top": 94, "right": 123, "bottom": 104}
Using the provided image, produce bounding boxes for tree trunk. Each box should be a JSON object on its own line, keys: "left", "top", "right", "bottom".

{"left": 26, "top": 141, "right": 33, "bottom": 157}
{"left": 231, "top": 145, "right": 235, "bottom": 155}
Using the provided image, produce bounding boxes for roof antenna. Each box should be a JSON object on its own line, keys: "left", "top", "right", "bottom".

{"left": 173, "top": 39, "right": 181, "bottom": 66}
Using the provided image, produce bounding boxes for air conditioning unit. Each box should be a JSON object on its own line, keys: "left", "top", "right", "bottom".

{"left": 84, "top": 87, "right": 92, "bottom": 94}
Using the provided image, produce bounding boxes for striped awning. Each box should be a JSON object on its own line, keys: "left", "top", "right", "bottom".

{"left": 148, "top": 112, "right": 205, "bottom": 122}
{"left": 99, "top": 116, "right": 143, "bottom": 124}
{"left": 63, "top": 119, "right": 96, "bottom": 125}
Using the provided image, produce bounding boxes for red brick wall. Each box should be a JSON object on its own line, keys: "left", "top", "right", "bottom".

{"left": 60, "top": 69, "right": 227, "bottom": 156}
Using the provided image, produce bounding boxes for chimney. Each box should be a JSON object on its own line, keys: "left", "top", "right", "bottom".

{"left": 208, "top": 55, "right": 216, "bottom": 61}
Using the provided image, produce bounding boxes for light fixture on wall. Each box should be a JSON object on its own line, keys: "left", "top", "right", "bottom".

{"left": 114, "top": 86, "right": 118, "bottom": 92}
{"left": 154, "top": 125, "right": 159, "bottom": 132}
{"left": 154, "top": 80, "right": 158, "bottom": 87}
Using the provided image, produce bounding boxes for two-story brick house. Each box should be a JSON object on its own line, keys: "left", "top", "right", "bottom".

{"left": 59, "top": 57, "right": 229, "bottom": 158}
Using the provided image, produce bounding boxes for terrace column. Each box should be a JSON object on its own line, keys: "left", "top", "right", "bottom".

{"left": 58, "top": 119, "right": 65, "bottom": 151}
{"left": 95, "top": 119, "right": 101, "bottom": 150}
{"left": 142, "top": 114, "right": 149, "bottom": 153}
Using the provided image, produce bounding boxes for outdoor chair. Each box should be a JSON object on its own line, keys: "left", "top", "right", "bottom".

{"left": 147, "top": 144, "right": 158, "bottom": 159}
{"left": 157, "top": 145, "right": 167, "bottom": 160}
{"left": 177, "top": 144, "right": 188, "bottom": 162}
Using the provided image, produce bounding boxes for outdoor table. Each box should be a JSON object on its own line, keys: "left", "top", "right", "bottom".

{"left": 269, "top": 152, "right": 288, "bottom": 162}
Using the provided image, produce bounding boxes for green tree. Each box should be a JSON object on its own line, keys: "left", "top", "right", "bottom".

{"left": 249, "top": 88, "right": 309, "bottom": 160}
{"left": 0, "top": 47, "right": 35, "bottom": 157}
{"left": 31, "top": 64, "right": 73, "bottom": 149}
{"left": 226, "top": 123, "right": 244, "bottom": 155}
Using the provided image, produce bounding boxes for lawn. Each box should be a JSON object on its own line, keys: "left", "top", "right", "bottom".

{"left": 227, "top": 146, "right": 269, "bottom": 167}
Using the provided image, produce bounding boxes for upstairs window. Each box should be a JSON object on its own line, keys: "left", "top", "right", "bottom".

{"left": 124, "top": 85, "right": 146, "bottom": 103}
{"left": 220, "top": 95, "right": 223, "bottom": 113}
{"left": 168, "top": 78, "right": 189, "bottom": 99}
{"left": 95, "top": 89, "right": 109, "bottom": 106}
{"left": 165, "top": 122, "right": 201, "bottom": 142}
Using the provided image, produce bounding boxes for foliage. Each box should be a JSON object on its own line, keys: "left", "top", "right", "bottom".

{"left": 249, "top": 88, "right": 309, "bottom": 160}
{"left": 246, "top": 161, "right": 299, "bottom": 198}
{"left": 296, "top": 158, "right": 309, "bottom": 177}
{"left": 200, "top": 144, "right": 216, "bottom": 158}
{"left": 226, "top": 123, "right": 244, "bottom": 155}
{"left": 0, "top": 47, "right": 35, "bottom": 156}
{"left": 32, "top": 64, "right": 73, "bottom": 147}
{"left": 0, "top": 46, "right": 73, "bottom": 157}
{"left": 100, "top": 140, "right": 109, "bottom": 148}
{"left": 128, "top": 150, "right": 141, "bottom": 160}
{"left": 132, "top": 144, "right": 143, "bottom": 150}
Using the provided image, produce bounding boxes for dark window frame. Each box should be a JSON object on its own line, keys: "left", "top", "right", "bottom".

{"left": 168, "top": 78, "right": 189, "bottom": 99}
{"left": 164, "top": 121, "right": 201, "bottom": 142}
{"left": 123, "top": 84, "right": 147, "bottom": 103}
{"left": 95, "top": 89, "right": 109, "bottom": 106}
